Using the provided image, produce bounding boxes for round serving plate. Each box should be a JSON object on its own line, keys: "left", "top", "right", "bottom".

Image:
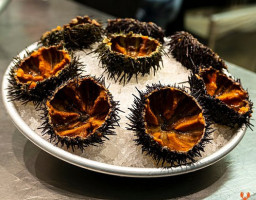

{"left": 2, "top": 42, "right": 246, "bottom": 178}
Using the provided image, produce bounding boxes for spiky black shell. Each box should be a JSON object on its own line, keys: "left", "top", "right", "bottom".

{"left": 63, "top": 16, "right": 104, "bottom": 50}
{"left": 189, "top": 68, "right": 253, "bottom": 128}
{"left": 106, "top": 18, "right": 165, "bottom": 43}
{"left": 7, "top": 46, "right": 82, "bottom": 106}
{"left": 168, "top": 31, "right": 227, "bottom": 73}
{"left": 40, "top": 76, "right": 120, "bottom": 150}
{"left": 95, "top": 32, "right": 163, "bottom": 84}
{"left": 127, "top": 83, "right": 212, "bottom": 166}
{"left": 40, "top": 16, "right": 104, "bottom": 50}
{"left": 40, "top": 26, "right": 64, "bottom": 47}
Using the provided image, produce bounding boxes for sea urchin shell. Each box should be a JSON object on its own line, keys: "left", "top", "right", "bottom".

{"left": 41, "top": 16, "right": 103, "bottom": 50}
{"left": 189, "top": 67, "right": 253, "bottom": 128}
{"left": 128, "top": 84, "right": 212, "bottom": 166}
{"left": 41, "top": 76, "right": 120, "bottom": 150}
{"left": 106, "top": 18, "right": 165, "bottom": 43}
{"left": 63, "top": 16, "right": 103, "bottom": 49}
{"left": 96, "top": 32, "right": 163, "bottom": 83}
{"left": 168, "top": 31, "right": 227, "bottom": 73}
{"left": 8, "top": 45, "right": 81, "bottom": 105}
{"left": 41, "top": 26, "right": 63, "bottom": 47}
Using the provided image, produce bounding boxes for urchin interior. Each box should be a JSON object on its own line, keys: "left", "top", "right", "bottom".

{"left": 110, "top": 35, "right": 159, "bottom": 58}
{"left": 144, "top": 88, "right": 205, "bottom": 153}
{"left": 201, "top": 69, "right": 250, "bottom": 114}
{"left": 15, "top": 47, "right": 70, "bottom": 89}
{"left": 47, "top": 78, "right": 110, "bottom": 138}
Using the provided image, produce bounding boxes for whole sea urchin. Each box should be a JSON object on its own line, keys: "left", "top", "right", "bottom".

{"left": 127, "top": 84, "right": 212, "bottom": 166}
{"left": 41, "top": 76, "right": 120, "bottom": 150}
{"left": 106, "top": 18, "right": 165, "bottom": 43}
{"left": 168, "top": 31, "right": 227, "bottom": 73}
{"left": 41, "top": 16, "right": 103, "bottom": 50}
{"left": 8, "top": 45, "right": 82, "bottom": 105}
{"left": 96, "top": 32, "right": 163, "bottom": 83}
{"left": 189, "top": 67, "right": 253, "bottom": 128}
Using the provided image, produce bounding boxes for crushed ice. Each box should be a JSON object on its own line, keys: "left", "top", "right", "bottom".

{"left": 14, "top": 45, "right": 238, "bottom": 168}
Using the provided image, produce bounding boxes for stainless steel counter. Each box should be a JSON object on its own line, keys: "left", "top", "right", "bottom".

{"left": 0, "top": 0, "right": 256, "bottom": 199}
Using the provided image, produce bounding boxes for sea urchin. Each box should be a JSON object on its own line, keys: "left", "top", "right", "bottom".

{"left": 41, "top": 16, "right": 103, "bottom": 50}
{"left": 106, "top": 18, "right": 165, "bottom": 43}
{"left": 189, "top": 67, "right": 253, "bottom": 128}
{"left": 128, "top": 84, "right": 212, "bottom": 166}
{"left": 168, "top": 31, "right": 227, "bottom": 73}
{"left": 96, "top": 32, "right": 163, "bottom": 83}
{"left": 41, "top": 76, "right": 120, "bottom": 150}
{"left": 8, "top": 45, "right": 82, "bottom": 105}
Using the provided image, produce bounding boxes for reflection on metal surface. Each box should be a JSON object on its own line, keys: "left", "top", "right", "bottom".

{"left": 0, "top": 0, "right": 10, "bottom": 15}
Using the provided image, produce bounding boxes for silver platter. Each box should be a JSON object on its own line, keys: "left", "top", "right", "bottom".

{"left": 2, "top": 42, "right": 246, "bottom": 178}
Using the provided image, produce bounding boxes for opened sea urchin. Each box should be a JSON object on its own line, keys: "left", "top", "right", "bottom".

{"left": 41, "top": 16, "right": 103, "bottom": 50}
{"left": 106, "top": 18, "right": 165, "bottom": 43}
{"left": 189, "top": 67, "right": 253, "bottom": 128}
{"left": 8, "top": 46, "right": 81, "bottom": 105}
{"left": 168, "top": 31, "right": 227, "bottom": 73}
{"left": 96, "top": 32, "right": 163, "bottom": 83}
{"left": 128, "top": 84, "right": 212, "bottom": 166}
{"left": 41, "top": 76, "right": 120, "bottom": 150}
